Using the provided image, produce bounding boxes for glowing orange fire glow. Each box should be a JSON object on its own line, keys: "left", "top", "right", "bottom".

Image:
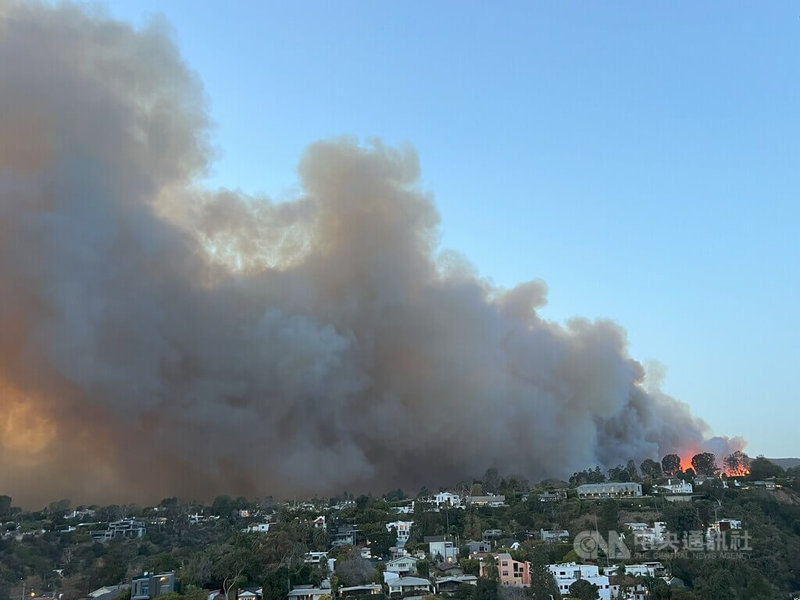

{"left": 678, "top": 450, "right": 700, "bottom": 472}
{"left": 724, "top": 466, "right": 750, "bottom": 477}
{"left": 0, "top": 379, "right": 58, "bottom": 457}
{"left": 673, "top": 447, "right": 751, "bottom": 477}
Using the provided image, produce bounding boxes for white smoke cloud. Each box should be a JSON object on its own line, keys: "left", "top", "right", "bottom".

{"left": 0, "top": 2, "right": 743, "bottom": 507}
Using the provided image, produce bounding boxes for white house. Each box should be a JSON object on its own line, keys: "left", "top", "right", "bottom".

{"left": 385, "top": 556, "right": 419, "bottom": 575}
{"left": 539, "top": 491, "right": 566, "bottom": 502}
{"left": 91, "top": 520, "right": 146, "bottom": 542}
{"left": 625, "top": 522, "right": 666, "bottom": 550}
{"left": 657, "top": 478, "right": 693, "bottom": 495}
{"left": 753, "top": 480, "right": 777, "bottom": 489}
{"left": 540, "top": 529, "right": 570, "bottom": 543}
{"left": 548, "top": 563, "right": 611, "bottom": 600}
{"left": 338, "top": 584, "right": 382, "bottom": 598}
{"left": 433, "top": 492, "right": 462, "bottom": 508}
{"left": 383, "top": 572, "right": 400, "bottom": 584}
{"left": 393, "top": 502, "right": 415, "bottom": 514}
{"left": 386, "top": 520, "right": 414, "bottom": 548}
{"left": 549, "top": 563, "right": 600, "bottom": 579}
{"left": 304, "top": 552, "right": 328, "bottom": 565}
{"left": 606, "top": 563, "right": 664, "bottom": 578}
{"left": 465, "top": 495, "right": 506, "bottom": 507}
{"left": 608, "top": 575, "right": 648, "bottom": 600}
{"left": 287, "top": 586, "right": 329, "bottom": 600}
{"left": 242, "top": 523, "right": 270, "bottom": 533}
{"left": 576, "top": 483, "right": 642, "bottom": 499}
{"left": 706, "top": 518, "right": 743, "bottom": 547}
{"left": 426, "top": 537, "right": 458, "bottom": 563}
{"left": 387, "top": 577, "right": 433, "bottom": 598}
{"left": 710, "top": 518, "right": 742, "bottom": 531}
{"left": 435, "top": 576, "right": 477, "bottom": 594}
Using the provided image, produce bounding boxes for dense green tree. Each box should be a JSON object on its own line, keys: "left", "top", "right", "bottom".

{"left": 662, "top": 454, "right": 682, "bottom": 476}
{"left": 90, "top": 541, "right": 134, "bottom": 587}
{"left": 454, "top": 584, "right": 476, "bottom": 600}
{"left": 463, "top": 511, "right": 483, "bottom": 541}
{"left": 528, "top": 546, "right": 560, "bottom": 600}
{"left": 650, "top": 578, "right": 672, "bottom": 600}
{"left": 363, "top": 527, "right": 392, "bottom": 558}
{"left": 180, "top": 552, "right": 212, "bottom": 588}
{"left": 211, "top": 496, "right": 236, "bottom": 518}
{"left": 334, "top": 548, "right": 374, "bottom": 587}
{"left": 483, "top": 469, "right": 501, "bottom": 494}
{"left": 569, "top": 468, "right": 606, "bottom": 486}
{"left": 663, "top": 504, "right": 700, "bottom": 535}
{"left": 607, "top": 465, "right": 631, "bottom": 483}
{"left": 416, "top": 560, "right": 430, "bottom": 577}
{"left": 262, "top": 566, "right": 291, "bottom": 600}
{"left": 0, "top": 496, "right": 11, "bottom": 520}
{"left": 569, "top": 579, "right": 599, "bottom": 600}
{"left": 640, "top": 459, "right": 662, "bottom": 480}
{"left": 500, "top": 476, "right": 529, "bottom": 502}
{"left": 383, "top": 489, "right": 406, "bottom": 502}
{"left": 596, "top": 501, "right": 619, "bottom": 535}
{"left": 694, "top": 569, "right": 735, "bottom": 600}
{"left": 47, "top": 499, "right": 71, "bottom": 517}
{"left": 210, "top": 543, "right": 252, "bottom": 599}
{"left": 459, "top": 558, "right": 480, "bottom": 576}
{"left": 690, "top": 453, "right": 719, "bottom": 477}
{"left": 748, "top": 456, "right": 784, "bottom": 480}
{"left": 474, "top": 579, "right": 499, "bottom": 600}
{"left": 145, "top": 552, "right": 180, "bottom": 573}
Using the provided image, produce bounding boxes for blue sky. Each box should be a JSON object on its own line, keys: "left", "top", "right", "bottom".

{"left": 99, "top": 1, "right": 798, "bottom": 457}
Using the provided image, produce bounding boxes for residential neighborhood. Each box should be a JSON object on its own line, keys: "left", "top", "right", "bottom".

{"left": 1, "top": 453, "right": 798, "bottom": 600}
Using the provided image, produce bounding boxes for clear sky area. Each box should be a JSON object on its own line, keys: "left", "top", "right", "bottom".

{"left": 98, "top": 1, "right": 798, "bottom": 457}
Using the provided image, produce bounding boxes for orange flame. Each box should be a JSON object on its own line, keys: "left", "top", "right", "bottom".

{"left": 677, "top": 449, "right": 701, "bottom": 472}
{"left": 723, "top": 464, "right": 750, "bottom": 477}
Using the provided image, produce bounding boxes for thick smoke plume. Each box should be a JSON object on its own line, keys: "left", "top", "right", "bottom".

{"left": 0, "top": 3, "right": 743, "bottom": 507}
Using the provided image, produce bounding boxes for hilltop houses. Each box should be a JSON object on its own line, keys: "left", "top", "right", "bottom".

{"left": 91, "top": 519, "right": 145, "bottom": 542}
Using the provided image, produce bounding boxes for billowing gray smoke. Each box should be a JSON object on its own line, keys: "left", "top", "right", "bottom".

{"left": 0, "top": 3, "right": 743, "bottom": 507}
